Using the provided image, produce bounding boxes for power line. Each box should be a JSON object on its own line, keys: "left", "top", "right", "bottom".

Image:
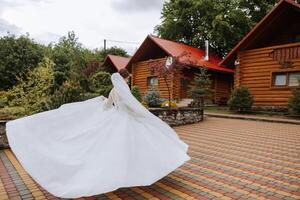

{"left": 104, "top": 38, "right": 140, "bottom": 45}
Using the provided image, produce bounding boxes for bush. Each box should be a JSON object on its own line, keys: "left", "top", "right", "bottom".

{"left": 161, "top": 100, "right": 177, "bottom": 108}
{"left": 228, "top": 86, "right": 254, "bottom": 112}
{"left": 81, "top": 92, "right": 99, "bottom": 100}
{"left": 47, "top": 80, "right": 83, "bottom": 109}
{"left": 0, "top": 107, "right": 26, "bottom": 118}
{"left": 144, "top": 88, "right": 162, "bottom": 107}
{"left": 0, "top": 91, "right": 8, "bottom": 108}
{"left": 131, "top": 86, "right": 142, "bottom": 102}
{"left": 90, "top": 71, "right": 112, "bottom": 97}
{"left": 0, "top": 34, "right": 44, "bottom": 90}
{"left": 288, "top": 89, "right": 300, "bottom": 115}
{"left": 0, "top": 57, "right": 54, "bottom": 117}
{"left": 141, "top": 101, "right": 149, "bottom": 108}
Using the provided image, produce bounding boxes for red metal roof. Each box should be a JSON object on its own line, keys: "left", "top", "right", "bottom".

{"left": 127, "top": 35, "right": 234, "bottom": 74}
{"left": 103, "top": 55, "right": 131, "bottom": 71}
{"left": 221, "top": 0, "right": 300, "bottom": 67}
{"left": 149, "top": 35, "right": 234, "bottom": 73}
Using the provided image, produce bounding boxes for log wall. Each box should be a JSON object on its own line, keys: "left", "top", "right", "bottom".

{"left": 213, "top": 73, "right": 233, "bottom": 103}
{"left": 131, "top": 58, "right": 174, "bottom": 99}
{"left": 132, "top": 58, "right": 234, "bottom": 103}
{"left": 236, "top": 42, "right": 300, "bottom": 108}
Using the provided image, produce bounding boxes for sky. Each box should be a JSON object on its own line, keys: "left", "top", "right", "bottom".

{"left": 0, "top": 0, "right": 165, "bottom": 55}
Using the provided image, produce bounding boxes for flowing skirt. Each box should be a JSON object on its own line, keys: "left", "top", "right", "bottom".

{"left": 6, "top": 96, "right": 190, "bottom": 198}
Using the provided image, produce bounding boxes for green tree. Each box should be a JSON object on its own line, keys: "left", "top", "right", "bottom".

{"left": 155, "top": 0, "right": 278, "bottom": 57}
{"left": 238, "top": 0, "right": 278, "bottom": 23}
{"left": 131, "top": 86, "right": 142, "bottom": 102}
{"left": 90, "top": 71, "right": 112, "bottom": 97}
{"left": 0, "top": 58, "right": 54, "bottom": 117}
{"left": 50, "top": 31, "right": 101, "bottom": 93}
{"left": 188, "top": 67, "right": 212, "bottom": 107}
{"left": 46, "top": 80, "right": 83, "bottom": 109}
{"left": 228, "top": 86, "right": 254, "bottom": 112}
{"left": 97, "top": 46, "right": 129, "bottom": 60}
{"left": 144, "top": 87, "right": 162, "bottom": 107}
{"left": 0, "top": 34, "right": 44, "bottom": 90}
{"left": 288, "top": 79, "right": 300, "bottom": 115}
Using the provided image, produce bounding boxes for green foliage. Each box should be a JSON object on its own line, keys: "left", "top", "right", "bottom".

{"left": 0, "top": 107, "right": 26, "bottom": 119}
{"left": 288, "top": 79, "right": 300, "bottom": 115}
{"left": 97, "top": 46, "right": 129, "bottom": 60}
{"left": 50, "top": 31, "right": 86, "bottom": 91}
{"left": 90, "top": 71, "right": 112, "bottom": 97}
{"left": 189, "top": 68, "right": 212, "bottom": 107}
{"left": 228, "top": 86, "right": 254, "bottom": 112}
{"left": 238, "top": 0, "right": 278, "bottom": 23}
{"left": 144, "top": 88, "right": 162, "bottom": 107}
{"left": 288, "top": 89, "right": 300, "bottom": 115}
{"left": 155, "top": 0, "right": 277, "bottom": 57}
{"left": 0, "top": 34, "right": 44, "bottom": 90}
{"left": 0, "top": 91, "right": 8, "bottom": 108}
{"left": 0, "top": 58, "right": 54, "bottom": 117}
{"left": 0, "top": 32, "right": 129, "bottom": 118}
{"left": 81, "top": 92, "right": 100, "bottom": 100}
{"left": 131, "top": 86, "right": 142, "bottom": 102}
{"left": 47, "top": 80, "right": 83, "bottom": 109}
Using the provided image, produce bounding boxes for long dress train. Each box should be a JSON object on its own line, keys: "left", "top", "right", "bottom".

{"left": 6, "top": 73, "right": 190, "bottom": 198}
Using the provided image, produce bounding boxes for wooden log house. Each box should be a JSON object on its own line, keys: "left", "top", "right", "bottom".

{"left": 126, "top": 35, "right": 234, "bottom": 104}
{"left": 221, "top": 0, "right": 300, "bottom": 111}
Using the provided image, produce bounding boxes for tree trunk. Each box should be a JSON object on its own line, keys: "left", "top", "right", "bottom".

{"left": 164, "top": 76, "right": 171, "bottom": 108}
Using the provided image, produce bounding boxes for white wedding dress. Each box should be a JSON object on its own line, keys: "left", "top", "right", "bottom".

{"left": 6, "top": 73, "right": 190, "bottom": 198}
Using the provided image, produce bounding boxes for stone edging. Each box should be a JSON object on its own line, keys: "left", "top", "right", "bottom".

{"left": 205, "top": 113, "right": 300, "bottom": 125}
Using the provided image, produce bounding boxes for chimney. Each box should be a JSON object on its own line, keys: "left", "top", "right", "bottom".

{"left": 204, "top": 40, "right": 209, "bottom": 61}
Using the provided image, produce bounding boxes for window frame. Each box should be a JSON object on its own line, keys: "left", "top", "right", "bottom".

{"left": 147, "top": 76, "right": 159, "bottom": 88}
{"left": 288, "top": 71, "right": 300, "bottom": 87}
{"left": 270, "top": 70, "right": 300, "bottom": 89}
{"left": 272, "top": 72, "right": 288, "bottom": 87}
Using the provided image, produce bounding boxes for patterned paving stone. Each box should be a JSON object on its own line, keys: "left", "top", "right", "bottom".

{"left": 0, "top": 117, "right": 300, "bottom": 199}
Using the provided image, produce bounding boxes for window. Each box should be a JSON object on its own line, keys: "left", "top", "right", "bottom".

{"left": 147, "top": 76, "right": 158, "bottom": 87}
{"left": 288, "top": 72, "right": 300, "bottom": 86}
{"left": 272, "top": 71, "right": 300, "bottom": 87}
{"left": 273, "top": 73, "right": 287, "bottom": 86}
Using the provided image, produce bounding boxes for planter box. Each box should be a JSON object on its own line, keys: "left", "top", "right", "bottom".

{"left": 149, "top": 107, "right": 204, "bottom": 126}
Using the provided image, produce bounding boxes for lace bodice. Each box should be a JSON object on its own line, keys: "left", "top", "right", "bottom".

{"left": 103, "top": 88, "right": 119, "bottom": 110}
{"left": 103, "top": 87, "right": 142, "bottom": 116}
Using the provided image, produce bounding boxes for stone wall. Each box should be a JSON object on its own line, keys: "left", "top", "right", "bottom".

{"left": 0, "top": 120, "right": 9, "bottom": 149}
{"left": 149, "top": 107, "right": 204, "bottom": 126}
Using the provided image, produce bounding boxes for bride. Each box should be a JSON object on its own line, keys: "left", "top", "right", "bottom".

{"left": 6, "top": 68, "right": 190, "bottom": 198}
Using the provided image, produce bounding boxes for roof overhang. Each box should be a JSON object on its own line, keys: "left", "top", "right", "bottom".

{"left": 221, "top": 0, "right": 300, "bottom": 67}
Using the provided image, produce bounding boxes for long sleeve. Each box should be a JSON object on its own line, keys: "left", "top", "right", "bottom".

{"left": 103, "top": 89, "right": 114, "bottom": 110}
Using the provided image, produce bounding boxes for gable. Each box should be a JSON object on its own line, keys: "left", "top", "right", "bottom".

{"left": 222, "top": 0, "right": 300, "bottom": 67}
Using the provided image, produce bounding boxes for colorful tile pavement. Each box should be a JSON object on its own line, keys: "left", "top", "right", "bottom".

{"left": 0, "top": 117, "right": 299, "bottom": 200}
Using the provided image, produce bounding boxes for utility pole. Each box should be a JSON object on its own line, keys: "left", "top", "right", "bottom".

{"left": 104, "top": 39, "right": 106, "bottom": 53}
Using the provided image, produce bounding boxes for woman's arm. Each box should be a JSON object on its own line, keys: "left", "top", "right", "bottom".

{"left": 103, "top": 89, "right": 114, "bottom": 110}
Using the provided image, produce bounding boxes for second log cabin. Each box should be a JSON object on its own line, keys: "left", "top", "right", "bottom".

{"left": 126, "top": 35, "right": 234, "bottom": 105}
{"left": 221, "top": 0, "right": 300, "bottom": 111}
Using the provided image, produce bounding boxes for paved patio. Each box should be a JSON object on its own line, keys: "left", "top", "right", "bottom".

{"left": 0, "top": 117, "right": 299, "bottom": 200}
